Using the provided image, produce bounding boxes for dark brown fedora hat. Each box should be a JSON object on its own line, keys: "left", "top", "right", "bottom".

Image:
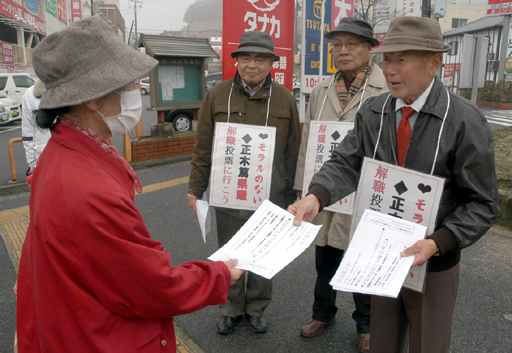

{"left": 372, "top": 16, "right": 451, "bottom": 53}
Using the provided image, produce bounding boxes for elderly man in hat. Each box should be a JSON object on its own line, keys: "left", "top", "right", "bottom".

{"left": 294, "top": 17, "right": 387, "bottom": 351}
{"left": 288, "top": 16, "right": 499, "bottom": 353}
{"left": 188, "top": 31, "right": 300, "bottom": 335}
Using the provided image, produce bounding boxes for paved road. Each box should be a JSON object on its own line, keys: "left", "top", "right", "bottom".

{"left": 480, "top": 106, "right": 512, "bottom": 128}
{"left": 1, "top": 161, "right": 511, "bottom": 352}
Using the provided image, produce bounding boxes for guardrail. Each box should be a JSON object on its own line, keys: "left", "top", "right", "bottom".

{"left": 8, "top": 137, "right": 23, "bottom": 182}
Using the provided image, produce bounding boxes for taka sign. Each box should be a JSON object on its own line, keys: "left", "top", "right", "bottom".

{"left": 222, "top": 0, "right": 295, "bottom": 91}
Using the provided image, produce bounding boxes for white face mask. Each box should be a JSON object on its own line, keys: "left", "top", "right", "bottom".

{"left": 97, "top": 89, "right": 142, "bottom": 136}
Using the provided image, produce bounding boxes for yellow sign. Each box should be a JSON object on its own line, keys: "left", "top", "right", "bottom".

{"left": 326, "top": 43, "right": 337, "bottom": 74}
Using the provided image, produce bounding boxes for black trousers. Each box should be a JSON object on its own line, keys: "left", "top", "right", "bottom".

{"left": 312, "top": 245, "right": 371, "bottom": 334}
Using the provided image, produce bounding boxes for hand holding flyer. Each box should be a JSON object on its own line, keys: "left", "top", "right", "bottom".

{"left": 330, "top": 209, "right": 427, "bottom": 298}
{"left": 208, "top": 200, "right": 321, "bottom": 279}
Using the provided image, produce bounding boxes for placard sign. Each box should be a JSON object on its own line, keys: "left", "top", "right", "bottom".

{"left": 303, "top": 121, "right": 355, "bottom": 214}
{"left": 210, "top": 122, "right": 276, "bottom": 211}
{"left": 350, "top": 158, "right": 445, "bottom": 292}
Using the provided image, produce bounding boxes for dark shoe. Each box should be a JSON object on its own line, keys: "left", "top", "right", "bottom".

{"left": 300, "top": 318, "right": 336, "bottom": 338}
{"left": 358, "top": 333, "right": 370, "bottom": 352}
{"left": 215, "top": 315, "right": 241, "bottom": 335}
{"left": 246, "top": 314, "right": 267, "bottom": 333}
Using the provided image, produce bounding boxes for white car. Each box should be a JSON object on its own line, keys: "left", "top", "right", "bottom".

{"left": 0, "top": 95, "right": 21, "bottom": 125}
{"left": 0, "top": 73, "right": 35, "bottom": 106}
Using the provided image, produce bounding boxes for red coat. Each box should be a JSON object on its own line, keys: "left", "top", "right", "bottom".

{"left": 17, "top": 124, "right": 230, "bottom": 352}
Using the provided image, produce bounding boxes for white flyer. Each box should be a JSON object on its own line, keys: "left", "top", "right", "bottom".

{"left": 196, "top": 199, "right": 211, "bottom": 243}
{"left": 330, "top": 209, "right": 427, "bottom": 298}
{"left": 303, "top": 121, "right": 356, "bottom": 214}
{"left": 208, "top": 200, "right": 321, "bottom": 279}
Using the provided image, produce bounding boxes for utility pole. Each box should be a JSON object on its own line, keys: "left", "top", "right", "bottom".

{"left": 130, "top": 0, "right": 141, "bottom": 48}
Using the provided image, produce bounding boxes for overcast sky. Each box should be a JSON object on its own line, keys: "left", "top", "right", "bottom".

{"left": 119, "top": 0, "right": 195, "bottom": 34}
{"left": 118, "top": 0, "right": 490, "bottom": 35}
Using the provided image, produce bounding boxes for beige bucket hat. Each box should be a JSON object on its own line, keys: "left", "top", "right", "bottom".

{"left": 33, "top": 16, "right": 158, "bottom": 109}
{"left": 371, "top": 16, "right": 451, "bottom": 53}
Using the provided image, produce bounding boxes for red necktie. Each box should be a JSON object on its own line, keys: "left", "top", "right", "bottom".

{"left": 397, "top": 106, "right": 415, "bottom": 167}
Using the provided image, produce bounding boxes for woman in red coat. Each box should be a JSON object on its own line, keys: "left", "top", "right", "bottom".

{"left": 16, "top": 17, "right": 243, "bottom": 353}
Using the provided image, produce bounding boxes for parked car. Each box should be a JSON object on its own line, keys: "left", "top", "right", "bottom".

{"left": 165, "top": 109, "right": 194, "bottom": 131}
{"left": 0, "top": 73, "right": 35, "bottom": 106}
{"left": 139, "top": 78, "right": 150, "bottom": 95}
{"left": 0, "top": 94, "right": 21, "bottom": 125}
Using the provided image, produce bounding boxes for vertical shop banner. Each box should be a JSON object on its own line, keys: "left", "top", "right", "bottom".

{"left": 1, "top": 42, "right": 15, "bottom": 64}
{"left": 57, "top": 0, "right": 67, "bottom": 22}
{"left": 222, "top": 0, "right": 295, "bottom": 91}
{"left": 303, "top": 121, "right": 355, "bottom": 214}
{"left": 70, "top": 0, "right": 83, "bottom": 22}
{"left": 351, "top": 158, "right": 445, "bottom": 292}
{"left": 0, "top": 0, "right": 45, "bottom": 33}
{"left": 46, "top": 0, "right": 57, "bottom": 17}
{"left": 301, "top": 0, "right": 354, "bottom": 94}
{"left": 210, "top": 122, "right": 276, "bottom": 211}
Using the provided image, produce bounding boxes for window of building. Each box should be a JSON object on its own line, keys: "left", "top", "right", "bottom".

{"left": 452, "top": 18, "right": 468, "bottom": 28}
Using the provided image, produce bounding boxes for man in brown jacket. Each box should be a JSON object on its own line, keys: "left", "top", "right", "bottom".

{"left": 187, "top": 31, "right": 300, "bottom": 335}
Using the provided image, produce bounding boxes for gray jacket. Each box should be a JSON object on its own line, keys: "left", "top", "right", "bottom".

{"left": 310, "top": 77, "right": 499, "bottom": 271}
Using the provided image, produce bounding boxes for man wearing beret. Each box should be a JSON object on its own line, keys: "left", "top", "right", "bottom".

{"left": 188, "top": 31, "right": 300, "bottom": 335}
{"left": 288, "top": 16, "right": 499, "bottom": 353}
{"left": 294, "top": 17, "right": 387, "bottom": 352}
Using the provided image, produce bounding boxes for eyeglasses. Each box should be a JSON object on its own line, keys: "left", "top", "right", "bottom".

{"left": 332, "top": 41, "right": 369, "bottom": 52}
{"left": 237, "top": 54, "right": 272, "bottom": 64}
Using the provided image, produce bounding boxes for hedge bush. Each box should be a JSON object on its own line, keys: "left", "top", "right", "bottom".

{"left": 461, "top": 80, "right": 512, "bottom": 102}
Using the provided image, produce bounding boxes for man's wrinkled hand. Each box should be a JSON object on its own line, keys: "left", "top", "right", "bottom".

{"left": 223, "top": 259, "right": 245, "bottom": 285}
{"left": 187, "top": 193, "right": 199, "bottom": 212}
{"left": 401, "top": 239, "right": 438, "bottom": 267}
{"left": 287, "top": 194, "right": 321, "bottom": 226}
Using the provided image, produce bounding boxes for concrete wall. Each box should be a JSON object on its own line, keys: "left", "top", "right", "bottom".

{"left": 439, "top": 3, "right": 487, "bottom": 33}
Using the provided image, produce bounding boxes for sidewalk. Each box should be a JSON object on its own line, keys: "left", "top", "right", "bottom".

{"left": 0, "top": 175, "right": 203, "bottom": 353}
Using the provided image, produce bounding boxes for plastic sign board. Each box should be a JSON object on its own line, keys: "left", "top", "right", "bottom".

{"left": 300, "top": 0, "right": 354, "bottom": 94}
{"left": 351, "top": 158, "right": 445, "bottom": 292}
{"left": 487, "top": 0, "right": 512, "bottom": 15}
{"left": 222, "top": 0, "right": 295, "bottom": 91}
{"left": 303, "top": 121, "right": 355, "bottom": 214}
{"left": 209, "top": 122, "right": 276, "bottom": 211}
